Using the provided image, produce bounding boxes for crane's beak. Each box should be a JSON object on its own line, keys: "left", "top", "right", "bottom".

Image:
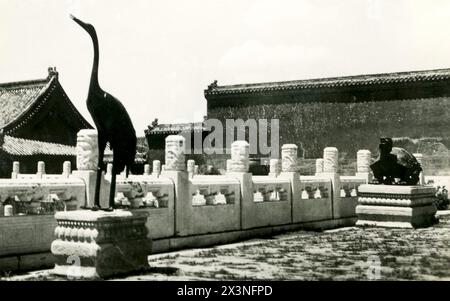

{"left": 70, "top": 14, "right": 89, "bottom": 30}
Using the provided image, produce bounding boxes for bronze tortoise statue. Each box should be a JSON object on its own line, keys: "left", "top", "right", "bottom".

{"left": 370, "top": 137, "right": 422, "bottom": 185}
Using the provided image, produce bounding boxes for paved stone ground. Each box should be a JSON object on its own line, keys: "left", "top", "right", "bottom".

{"left": 3, "top": 215, "right": 450, "bottom": 281}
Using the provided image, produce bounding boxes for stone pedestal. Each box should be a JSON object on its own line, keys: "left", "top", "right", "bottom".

{"left": 356, "top": 184, "right": 437, "bottom": 228}
{"left": 51, "top": 210, "right": 151, "bottom": 279}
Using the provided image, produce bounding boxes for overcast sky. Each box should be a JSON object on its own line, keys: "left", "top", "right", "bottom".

{"left": 2, "top": 0, "right": 450, "bottom": 136}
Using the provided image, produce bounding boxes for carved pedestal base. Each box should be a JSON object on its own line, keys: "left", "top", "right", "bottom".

{"left": 356, "top": 184, "right": 438, "bottom": 229}
{"left": 51, "top": 210, "right": 151, "bottom": 279}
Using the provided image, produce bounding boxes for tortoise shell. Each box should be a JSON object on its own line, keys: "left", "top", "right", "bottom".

{"left": 391, "top": 147, "right": 422, "bottom": 174}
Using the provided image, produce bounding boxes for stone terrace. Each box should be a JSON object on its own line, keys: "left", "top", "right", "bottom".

{"left": 4, "top": 214, "right": 449, "bottom": 281}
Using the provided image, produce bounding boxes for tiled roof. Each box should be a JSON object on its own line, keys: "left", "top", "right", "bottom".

{"left": 0, "top": 78, "right": 50, "bottom": 127}
{"left": 0, "top": 68, "right": 92, "bottom": 133}
{"left": 204, "top": 68, "right": 450, "bottom": 97}
{"left": 2, "top": 135, "right": 76, "bottom": 156}
{"left": 146, "top": 122, "right": 206, "bottom": 135}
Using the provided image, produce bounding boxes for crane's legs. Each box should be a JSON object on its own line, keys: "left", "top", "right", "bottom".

{"left": 106, "top": 161, "right": 117, "bottom": 211}
{"left": 92, "top": 139, "right": 106, "bottom": 211}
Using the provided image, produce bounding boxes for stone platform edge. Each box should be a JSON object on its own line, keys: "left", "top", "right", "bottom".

{"left": 1, "top": 216, "right": 357, "bottom": 274}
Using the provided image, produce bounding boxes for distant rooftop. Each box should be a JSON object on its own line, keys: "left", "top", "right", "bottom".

{"left": 146, "top": 122, "right": 207, "bottom": 135}
{"left": 204, "top": 68, "right": 450, "bottom": 97}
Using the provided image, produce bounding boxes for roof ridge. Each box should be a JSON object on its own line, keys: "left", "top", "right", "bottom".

{"left": 154, "top": 121, "right": 204, "bottom": 126}
{"left": 5, "top": 134, "right": 75, "bottom": 148}
{"left": 2, "top": 134, "right": 76, "bottom": 156}
{"left": 205, "top": 67, "right": 450, "bottom": 94}
{"left": 0, "top": 77, "right": 49, "bottom": 88}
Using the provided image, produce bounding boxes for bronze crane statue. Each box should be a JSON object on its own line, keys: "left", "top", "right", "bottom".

{"left": 70, "top": 15, "right": 137, "bottom": 211}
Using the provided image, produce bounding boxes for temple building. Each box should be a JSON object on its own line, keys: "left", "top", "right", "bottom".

{"left": 145, "top": 120, "right": 209, "bottom": 165}
{"left": 204, "top": 68, "right": 450, "bottom": 174}
{"left": 0, "top": 67, "right": 93, "bottom": 177}
{"left": 145, "top": 121, "right": 208, "bottom": 151}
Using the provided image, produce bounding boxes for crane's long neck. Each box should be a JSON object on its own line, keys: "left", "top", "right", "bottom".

{"left": 88, "top": 29, "right": 100, "bottom": 91}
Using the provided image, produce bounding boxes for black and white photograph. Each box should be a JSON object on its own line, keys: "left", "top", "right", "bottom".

{"left": 0, "top": 0, "right": 450, "bottom": 289}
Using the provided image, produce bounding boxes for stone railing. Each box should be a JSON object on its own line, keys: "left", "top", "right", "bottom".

{"left": 299, "top": 176, "right": 331, "bottom": 200}
{"left": 0, "top": 131, "right": 382, "bottom": 265}
{"left": 0, "top": 161, "right": 85, "bottom": 218}
{"left": 340, "top": 176, "right": 366, "bottom": 197}
{"left": 252, "top": 176, "right": 290, "bottom": 203}
{"left": 183, "top": 175, "right": 241, "bottom": 235}
{"left": 0, "top": 160, "right": 86, "bottom": 258}
{"left": 303, "top": 147, "right": 373, "bottom": 219}
{"left": 190, "top": 175, "right": 239, "bottom": 206}
{"left": 113, "top": 171, "right": 175, "bottom": 239}
{"left": 296, "top": 176, "right": 333, "bottom": 222}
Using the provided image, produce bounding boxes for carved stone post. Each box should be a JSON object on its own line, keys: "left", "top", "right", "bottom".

{"left": 323, "top": 147, "right": 338, "bottom": 173}
{"left": 62, "top": 161, "right": 71, "bottom": 178}
{"left": 36, "top": 161, "right": 46, "bottom": 178}
{"left": 281, "top": 144, "right": 298, "bottom": 172}
{"left": 75, "top": 129, "right": 98, "bottom": 171}
{"left": 72, "top": 129, "right": 108, "bottom": 208}
{"left": 269, "top": 159, "right": 281, "bottom": 177}
{"left": 144, "top": 164, "right": 151, "bottom": 175}
{"left": 226, "top": 141, "right": 252, "bottom": 229}
{"left": 106, "top": 163, "right": 113, "bottom": 176}
{"left": 152, "top": 160, "right": 161, "bottom": 177}
{"left": 161, "top": 135, "right": 189, "bottom": 236}
{"left": 315, "top": 158, "right": 324, "bottom": 175}
{"left": 187, "top": 160, "right": 195, "bottom": 173}
{"left": 226, "top": 159, "right": 232, "bottom": 173}
{"left": 228, "top": 141, "right": 250, "bottom": 173}
{"left": 279, "top": 144, "right": 299, "bottom": 224}
{"left": 11, "top": 161, "right": 20, "bottom": 179}
{"left": 165, "top": 135, "right": 186, "bottom": 171}
{"left": 413, "top": 153, "right": 425, "bottom": 185}
{"left": 4, "top": 205, "right": 13, "bottom": 217}
{"left": 356, "top": 150, "right": 372, "bottom": 183}
{"left": 187, "top": 159, "right": 195, "bottom": 178}
{"left": 323, "top": 147, "right": 341, "bottom": 218}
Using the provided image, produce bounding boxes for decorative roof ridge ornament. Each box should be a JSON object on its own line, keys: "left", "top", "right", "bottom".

{"left": 207, "top": 80, "right": 218, "bottom": 91}
{"left": 47, "top": 67, "right": 58, "bottom": 79}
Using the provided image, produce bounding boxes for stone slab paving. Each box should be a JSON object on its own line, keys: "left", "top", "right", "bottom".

{"left": 2, "top": 215, "right": 450, "bottom": 281}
